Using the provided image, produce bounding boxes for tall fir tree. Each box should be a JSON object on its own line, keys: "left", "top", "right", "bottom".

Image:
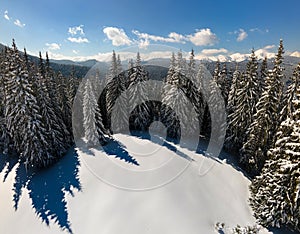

{"left": 240, "top": 40, "right": 285, "bottom": 176}
{"left": 5, "top": 41, "right": 51, "bottom": 167}
{"left": 128, "top": 52, "right": 149, "bottom": 130}
{"left": 111, "top": 55, "right": 129, "bottom": 133}
{"left": 226, "top": 50, "right": 259, "bottom": 151}
{"left": 83, "top": 79, "right": 107, "bottom": 145}
{"left": 250, "top": 63, "right": 300, "bottom": 232}
{"left": 259, "top": 56, "right": 268, "bottom": 94}
{"left": 36, "top": 53, "right": 69, "bottom": 158}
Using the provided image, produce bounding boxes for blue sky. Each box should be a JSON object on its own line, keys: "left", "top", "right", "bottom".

{"left": 1, "top": 0, "right": 300, "bottom": 61}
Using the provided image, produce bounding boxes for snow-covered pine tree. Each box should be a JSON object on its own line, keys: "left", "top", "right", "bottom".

{"left": 164, "top": 52, "right": 176, "bottom": 84}
{"left": 219, "top": 63, "right": 230, "bottom": 103}
{"left": 0, "top": 46, "right": 10, "bottom": 153}
{"left": 225, "top": 69, "right": 243, "bottom": 149}
{"left": 213, "top": 60, "right": 221, "bottom": 85}
{"left": 66, "top": 66, "right": 77, "bottom": 110}
{"left": 187, "top": 49, "right": 197, "bottom": 84}
{"left": 56, "top": 71, "right": 73, "bottom": 135}
{"left": 240, "top": 40, "right": 285, "bottom": 176}
{"left": 44, "top": 52, "right": 72, "bottom": 145}
{"left": 250, "top": 63, "right": 300, "bottom": 232}
{"left": 106, "top": 51, "right": 120, "bottom": 130}
{"left": 36, "top": 53, "right": 69, "bottom": 158}
{"left": 280, "top": 64, "right": 300, "bottom": 124}
{"left": 226, "top": 50, "right": 259, "bottom": 151}
{"left": 5, "top": 41, "right": 51, "bottom": 168}
{"left": 259, "top": 56, "right": 268, "bottom": 94}
{"left": 176, "top": 50, "right": 187, "bottom": 76}
{"left": 106, "top": 50, "right": 118, "bottom": 85}
{"left": 83, "top": 79, "right": 107, "bottom": 145}
{"left": 162, "top": 52, "right": 196, "bottom": 137}
{"left": 111, "top": 55, "right": 129, "bottom": 133}
{"left": 128, "top": 52, "right": 150, "bottom": 131}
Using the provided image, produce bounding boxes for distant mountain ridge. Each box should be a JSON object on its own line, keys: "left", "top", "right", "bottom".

{"left": 0, "top": 43, "right": 299, "bottom": 80}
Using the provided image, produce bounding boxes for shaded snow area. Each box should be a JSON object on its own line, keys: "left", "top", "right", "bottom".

{"left": 0, "top": 133, "right": 277, "bottom": 234}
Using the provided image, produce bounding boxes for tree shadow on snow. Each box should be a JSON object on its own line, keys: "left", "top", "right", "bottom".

{"left": 77, "top": 138, "right": 140, "bottom": 166}
{"left": 130, "top": 131, "right": 194, "bottom": 162}
{"left": 0, "top": 148, "right": 81, "bottom": 234}
{"left": 102, "top": 139, "right": 140, "bottom": 165}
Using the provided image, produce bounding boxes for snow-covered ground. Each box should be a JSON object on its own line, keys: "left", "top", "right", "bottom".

{"left": 0, "top": 133, "right": 275, "bottom": 234}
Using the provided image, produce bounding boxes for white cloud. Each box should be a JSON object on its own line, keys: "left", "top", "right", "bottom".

{"left": 67, "top": 37, "right": 89, "bottom": 43}
{"left": 103, "top": 27, "right": 132, "bottom": 46}
{"left": 188, "top": 28, "right": 218, "bottom": 46}
{"left": 236, "top": 29, "right": 248, "bottom": 42}
{"left": 201, "top": 48, "right": 228, "bottom": 55}
{"left": 132, "top": 30, "right": 186, "bottom": 44}
{"left": 250, "top": 28, "right": 269, "bottom": 34}
{"left": 103, "top": 27, "right": 218, "bottom": 48}
{"left": 46, "top": 43, "right": 61, "bottom": 51}
{"left": 4, "top": 10, "right": 10, "bottom": 20}
{"left": 72, "top": 50, "right": 79, "bottom": 54}
{"left": 138, "top": 39, "right": 150, "bottom": 49}
{"left": 68, "top": 25, "right": 85, "bottom": 35}
{"left": 14, "top": 19, "right": 25, "bottom": 28}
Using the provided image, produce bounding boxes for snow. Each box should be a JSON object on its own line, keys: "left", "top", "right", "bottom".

{"left": 0, "top": 133, "right": 273, "bottom": 234}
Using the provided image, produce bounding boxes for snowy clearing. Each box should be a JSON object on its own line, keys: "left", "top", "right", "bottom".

{"left": 0, "top": 133, "right": 272, "bottom": 234}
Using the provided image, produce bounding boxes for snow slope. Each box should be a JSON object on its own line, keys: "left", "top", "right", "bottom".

{"left": 0, "top": 133, "right": 271, "bottom": 234}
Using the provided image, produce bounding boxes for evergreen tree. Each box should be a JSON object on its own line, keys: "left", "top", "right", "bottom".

{"left": 83, "top": 79, "right": 107, "bottom": 145}
{"left": 0, "top": 46, "right": 11, "bottom": 153}
{"left": 111, "top": 55, "right": 129, "bottom": 133}
{"left": 36, "top": 53, "right": 69, "bottom": 158}
{"left": 240, "top": 40, "right": 285, "bottom": 175}
{"left": 226, "top": 50, "right": 259, "bottom": 151}
{"left": 56, "top": 71, "right": 72, "bottom": 137}
{"left": 250, "top": 64, "right": 300, "bottom": 232}
{"left": 259, "top": 56, "right": 268, "bottom": 94}
{"left": 106, "top": 50, "right": 118, "bottom": 84}
{"left": 187, "top": 49, "right": 197, "bottom": 84}
{"left": 162, "top": 52, "right": 196, "bottom": 137}
{"left": 5, "top": 41, "right": 50, "bottom": 167}
{"left": 219, "top": 63, "right": 230, "bottom": 103}
{"left": 225, "top": 69, "right": 243, "bottom": 149}
{"left": 213, "top": 60, "right": 221, "bottom": 85}
{"left": 128, "top": 52, "right": 149, "bottom": 130}
{"left": 106, "top": 51, "right": 120, "bottom": 130}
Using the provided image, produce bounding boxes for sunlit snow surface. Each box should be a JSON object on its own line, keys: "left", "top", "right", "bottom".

{"left": 0, "top": 133, "right": 275, "bottom": 234}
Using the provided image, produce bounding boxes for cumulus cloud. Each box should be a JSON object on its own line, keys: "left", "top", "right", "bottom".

{"left": 188, "top": 28, "right": 218, "bottom": 46}
{"left": 236, "top": 29, "right": 248, "bottom": 42}
{"left": 132, "top": 28, "right": 218, "bottom": 47}
{"left": 67, "top": 37, "right": 89, "bottom": 43}
{"left": 132, "top": 30, "right": 186, "bottom": 43}
{"left": 46, "top": 43, "right": 61, "bottom": 51}
{"left": 14, "top": 19, "right": 25, "bottom": 28}
{"left": 4, "top": 10, "right": 10, "bottom": 20}
{"left": 103, "top": 27, "right": 132, "bottom": 46}
{"left": 72, "top": 50, "right": 79, "bottom": 54}
{"left": 68, "top": 25, "right": 85, "bottom": 35}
